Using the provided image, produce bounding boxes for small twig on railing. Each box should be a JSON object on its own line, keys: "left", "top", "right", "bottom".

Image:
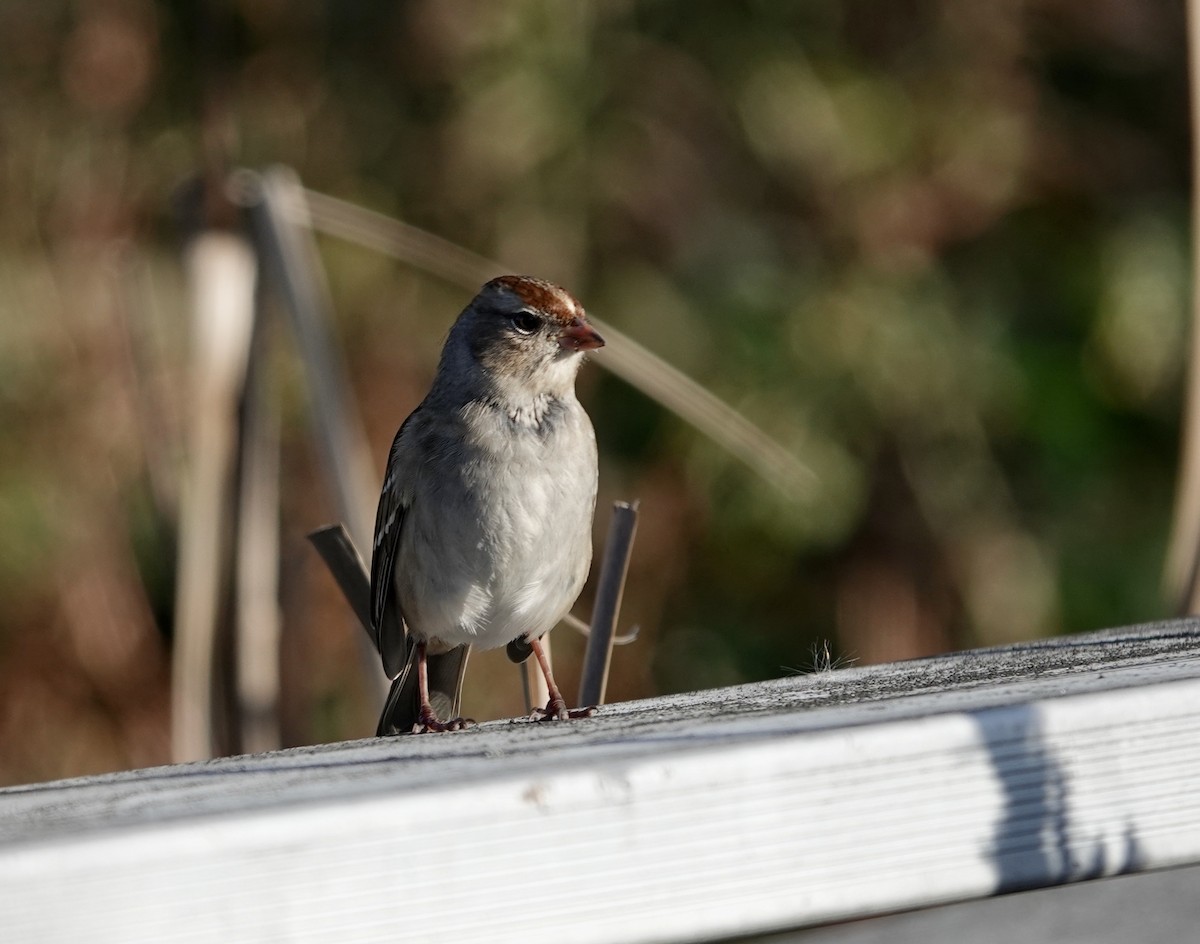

{"left": 578, "top": 501, "right": 640, "bottom": 708}
{"left": 316, "top": 503, "right": 643, "bottom": 717}
{"left": 507, "top": 501, "right": 641, "bottom": 712}
{"left": 308, "top": 523, "right": 470, "bottom": 730}
{"left": 561, "top": 611, "right": 640, "bottom": 646}
{"left": 519, "top": 655, "right": 535, "bottom": 715}
{"left": 308, "top": 524, "right": 372, "bottom": 639}
{"left": 507, "top": 610, "right": 639, "bottom": 666}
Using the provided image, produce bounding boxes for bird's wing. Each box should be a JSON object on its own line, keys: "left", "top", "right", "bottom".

{"left": 370, "top": 413, "right": 416, "bottom": 679}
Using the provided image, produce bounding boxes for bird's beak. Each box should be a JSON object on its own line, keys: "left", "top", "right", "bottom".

{"left": 559, "top": 317, "right": 605, "bottom": 353}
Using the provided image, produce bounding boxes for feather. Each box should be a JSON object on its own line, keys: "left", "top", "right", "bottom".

{"left": 370, "top": 415, "right": 414, "bottom": 679}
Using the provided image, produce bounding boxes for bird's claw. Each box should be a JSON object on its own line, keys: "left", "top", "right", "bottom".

{"left": 530, "top": 699, "right": 596, "bottom": 722}
{"left": 411, "top": 713, "right": 476, "bottom": 734}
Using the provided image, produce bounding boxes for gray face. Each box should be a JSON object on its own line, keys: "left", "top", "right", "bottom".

{"left": 464, "top": 277, "right": 601, "bottom": 386}
{"left": 468, "top": 296, "right": 571, "bottom": 381}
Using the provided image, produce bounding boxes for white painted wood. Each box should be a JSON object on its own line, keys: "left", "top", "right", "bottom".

{"left": 4, "top": 620, "right": 1200, "bottom": 943}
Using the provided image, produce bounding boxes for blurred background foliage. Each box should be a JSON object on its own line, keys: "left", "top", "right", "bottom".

{"left": 0, "top": 0, "right": 1191, "bottom": 784}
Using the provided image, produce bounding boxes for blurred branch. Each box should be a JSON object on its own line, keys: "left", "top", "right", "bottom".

{"left": 1167, "top": 0, "right": 1200, "bottom": 614}
{"left": 172, "top": 230, "right": 257, "bottom": 763}
{"left": 300, "top": 190, "right": 819, "bottom": 502}
{"left": 235, "top": 312, "right": 282, "bottom": 754}
{"left": 302, "top": 189, "right": 505, "bottom": 288}
{"left": 240, "top": 168, "right": 386, "bottom": 702}
{"left": 242, "top": 170, "right": 378, "bottom": 550}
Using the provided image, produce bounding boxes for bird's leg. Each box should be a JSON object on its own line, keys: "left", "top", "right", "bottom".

{"left": 413, "top": 642, "right": 473, "bottom": 733}
{"left": 527, "top": 635, "right": 596, "bottom": 722}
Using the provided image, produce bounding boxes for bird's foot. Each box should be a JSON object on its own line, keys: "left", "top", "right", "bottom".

{"left": 412, "top": 707, "right": 476, "bottom": 734}
{"left": 530, "top": 698, "right": 596, "bottom": 722}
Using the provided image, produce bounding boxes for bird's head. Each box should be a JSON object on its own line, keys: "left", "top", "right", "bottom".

{"left": 445, "top": 275, "right": 604, "bottom": 402}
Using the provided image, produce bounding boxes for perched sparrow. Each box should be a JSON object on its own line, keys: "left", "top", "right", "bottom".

{"left": 371, "top": 275, "right": 604, "bottom": 734}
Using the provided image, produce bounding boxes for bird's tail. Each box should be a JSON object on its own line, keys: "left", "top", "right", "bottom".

{"left": 375, "top": 645, "right": 471, "bottom": 736}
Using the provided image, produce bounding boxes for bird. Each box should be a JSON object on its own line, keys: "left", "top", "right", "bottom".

{"left": 370, "top": 275, "right": 604, "bottom": 734}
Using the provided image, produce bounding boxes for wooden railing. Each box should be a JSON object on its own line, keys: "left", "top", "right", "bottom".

{"left": 4, "top": 619, "right": 1200, "bottom": 942}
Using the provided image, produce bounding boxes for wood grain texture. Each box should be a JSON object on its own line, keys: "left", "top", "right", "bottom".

{"left": 4, "top": 620, "right": 1200, "bottom": 942}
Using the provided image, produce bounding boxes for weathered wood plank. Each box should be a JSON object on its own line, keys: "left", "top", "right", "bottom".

{"left": 775, "top": 863, "right": 1200, "bottom": 944}
{"left": 4, "top": 620, "right": 1200, "bottom": 943}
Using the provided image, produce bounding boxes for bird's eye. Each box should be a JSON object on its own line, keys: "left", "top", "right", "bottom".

{"left": 509, "top": 311, "right": 540, "bottom": 334}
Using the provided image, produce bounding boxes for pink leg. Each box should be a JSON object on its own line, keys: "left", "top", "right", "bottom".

{"left": 413, "top": 642, "right": 473, "bottom": 733}
{"left": 528, "top": 635, "right": 596, "bottom": 722}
